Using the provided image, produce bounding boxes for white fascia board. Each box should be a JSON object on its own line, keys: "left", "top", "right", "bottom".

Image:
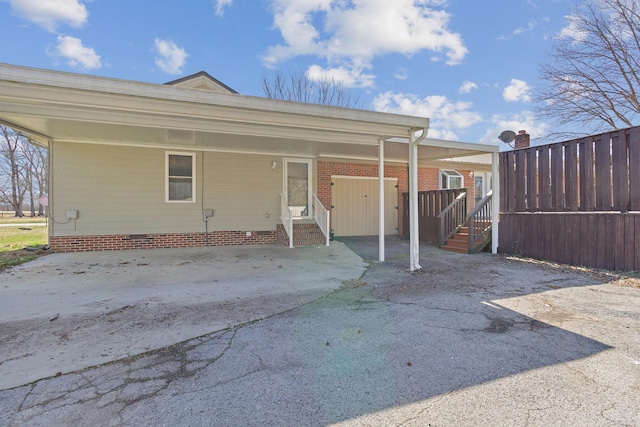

{"left": 0, "top": 81, "right": 420, "bottom": 141}
{"left": 438, "top": 153, "right": 493, "bottom": 164}
{"left": 0, "top": 63, "right": 428, "bottom": 136}
{"left": 422, "top": 137, "right": 499, "bottom": 153}
{"left": 0, "top": 101, "right": 386, "bottom": 146}
{"left": 386, "top": 136, "right": 499, "bottom": 154}
{"left": 421, "top": 160, "right": 493, "bottom": 171}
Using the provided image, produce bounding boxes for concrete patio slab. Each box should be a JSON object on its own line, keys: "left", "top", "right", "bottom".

{"left": 0, "top": 242, "right": 367, "bottom": 389}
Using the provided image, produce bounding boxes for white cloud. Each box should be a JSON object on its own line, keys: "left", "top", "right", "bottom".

{"left": 154, "top": 39, "right": 188, "bottom": 75}
{"left": 498, "top": 20, "right": 537, "bottom": 40}
{"left": 10, "top": 0, "right": 88, "bottom": 32}
{"left": 503, "top": 79, "right": 531, "bottom": 102}
{"left": 263, "top": 0, "right": 467, "bottom": 87}
{"left": 307, "top": 63, "right": 375, "bottom": 88}
{"left": 478, "top": 111, "right": 549, "bottom": 146}
{"left": 556, "top": 14, "right": 588, "bottom": 43}
{"left": 393, "top": 67, "right": 409, "bottom": 81}
{"left": 372, "top": 91, "right": 482, "bottom": 140}
{"left": 53, "top": 35, "right": 101, "bottom": 70}
{"left": 513, "top": 20, "right": 537, "bottom": 35}
{"left": 459, "top": 80, "right": 477, "bottom": 94}
{"left": 214, "top": 0, "right": 233, "bottom": 16}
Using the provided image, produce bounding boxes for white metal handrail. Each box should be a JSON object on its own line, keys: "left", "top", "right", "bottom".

{"left": 312, "top": 195, "right": 330, "bottom": 246}
{"left": 280, "top": 194, "right": 293, "bottom": 248}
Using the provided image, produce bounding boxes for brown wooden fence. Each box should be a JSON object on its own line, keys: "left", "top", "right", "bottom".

{"left": 499, "top": 126, "right": 640, "bottom": 271}
{"left": 403, "top": 188, "right": 466, "bottom": 244}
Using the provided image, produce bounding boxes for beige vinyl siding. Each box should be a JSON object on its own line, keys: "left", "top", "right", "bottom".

{"left": 51, "top": 142, "right": 282, "bottom": 236}
{"left": 331, "top": 176, "right": 398, "bottom": 236}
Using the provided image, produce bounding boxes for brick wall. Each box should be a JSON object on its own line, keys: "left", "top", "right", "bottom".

{"left": 50, "top": 230, "right": 277, "bottom": 252}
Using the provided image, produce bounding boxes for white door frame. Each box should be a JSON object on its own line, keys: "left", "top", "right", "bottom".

{"left": 283, "top": 158, "right": 313, "bottom": 219}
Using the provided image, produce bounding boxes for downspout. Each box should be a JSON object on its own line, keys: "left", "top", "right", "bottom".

{"left": 378, "top": 138, "right": 385, "bottom": 262}
{"left": 409, "top": 127, "right": 428, "bottom": 271}
{"left": 491, "top": 151, "right": 499, "bottom": 254}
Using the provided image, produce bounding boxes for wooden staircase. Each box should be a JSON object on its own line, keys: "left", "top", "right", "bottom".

{"left": 441, "top": 226, "right": 470, "bottom": 254}
{"left": 439, "top": 190, "right": 493, "bottom": 255}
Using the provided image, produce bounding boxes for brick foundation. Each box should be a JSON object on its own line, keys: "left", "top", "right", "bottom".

{"left": 50, "top": 230, "right": 278, "bottom": 252}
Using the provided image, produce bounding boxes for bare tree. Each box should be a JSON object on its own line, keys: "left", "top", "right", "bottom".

{"left": 0, "top": 126, "right": 26, "bottom": 216}
{"left": 21, "top": 140, "right": 48, "bottom": 216}
{"left": 536, "top": 0, "right": 640, "bottom": 134}
{"left": 0, "top": 126, "right": 48, "bottom": 217}
{"left": 261, "top": 69, "right": 362, "bottom": 109}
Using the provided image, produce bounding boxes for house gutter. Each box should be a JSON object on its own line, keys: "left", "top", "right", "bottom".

{"left": 409, "top": 127, "right": 428, "bottom": 271}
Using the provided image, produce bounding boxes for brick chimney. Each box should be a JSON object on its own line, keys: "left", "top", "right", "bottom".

{"left": 514, "top": 130, "right": 530, "bottom": 149}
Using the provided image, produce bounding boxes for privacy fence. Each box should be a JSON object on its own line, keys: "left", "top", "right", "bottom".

{"left": 499, "top": 126, "right": 640, "bottom": 271}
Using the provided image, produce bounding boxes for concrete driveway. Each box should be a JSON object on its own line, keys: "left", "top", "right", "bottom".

{"left": 1, "top": 237, "right": 639, "bottom": 426}
{"left": 0, "top": 242, "right": 367, "bottom": 390}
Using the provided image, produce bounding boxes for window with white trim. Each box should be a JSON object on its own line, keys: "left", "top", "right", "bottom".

{"left": 166, "top": 152, "right": 196, "bottom": 202}
{"left": 440, "top": 169, "right": 464, "bottom": 189}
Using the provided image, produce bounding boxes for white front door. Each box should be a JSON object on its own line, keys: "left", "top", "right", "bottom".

{"left": 283, "top": 158, "right": 312, "bottom": 219}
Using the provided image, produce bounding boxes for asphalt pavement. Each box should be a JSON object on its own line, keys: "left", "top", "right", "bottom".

{"left": 1, "top": 237, "right": 639, "bottom": 426}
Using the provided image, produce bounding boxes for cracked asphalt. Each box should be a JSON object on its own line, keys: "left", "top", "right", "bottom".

{"left": 1, "top": 237, "right": 639, "bottom": 426}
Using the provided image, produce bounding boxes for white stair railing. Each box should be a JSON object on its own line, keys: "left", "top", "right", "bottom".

{"left": 312, "top": 195, "right": 330, "bottom": 246}
{"left": 280, "top": 194, "right": 293, "bottom": 248}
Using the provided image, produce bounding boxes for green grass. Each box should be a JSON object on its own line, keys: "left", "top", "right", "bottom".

{"left": 0, "top": 226, "right": 48, "bottom": 252}
{"left": 0, "top": 211, "right": 47, "bottom": 225}
{"left": 0, "top": 225, "right": 48, "bottom": 271}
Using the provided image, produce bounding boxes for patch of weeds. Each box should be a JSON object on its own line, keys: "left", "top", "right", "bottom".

{"left": 0, "top": 250, "right": 39, "bottom": 272}
{"left": 504, "top": 255, "right": 640, "bottom": 288}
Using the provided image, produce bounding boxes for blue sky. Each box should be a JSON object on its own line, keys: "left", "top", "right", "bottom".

{"left": 0, "top": 0, "right": 579, "bottom": 145}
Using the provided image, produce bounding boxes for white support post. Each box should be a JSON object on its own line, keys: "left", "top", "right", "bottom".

{"left": 409, "top": 131, "right": 422, "bottom": 271}
{"left": 379, "top": 138, "right": 385, "bottom": 262}
{"left": 491, "top": 151, "right": 500, "bottom": 254}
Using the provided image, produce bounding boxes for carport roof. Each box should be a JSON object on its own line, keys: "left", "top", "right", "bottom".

{"left": 0, "top": 63, "right": 498, "bottom": 163}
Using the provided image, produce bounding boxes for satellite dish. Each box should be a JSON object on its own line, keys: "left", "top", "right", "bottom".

{"left": 498, "top": 130, "right": 516, "bottom": 143}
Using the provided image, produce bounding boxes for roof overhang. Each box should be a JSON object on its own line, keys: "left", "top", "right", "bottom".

{"left": 0, "top": 63, "right": 498, "bottom": 164}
